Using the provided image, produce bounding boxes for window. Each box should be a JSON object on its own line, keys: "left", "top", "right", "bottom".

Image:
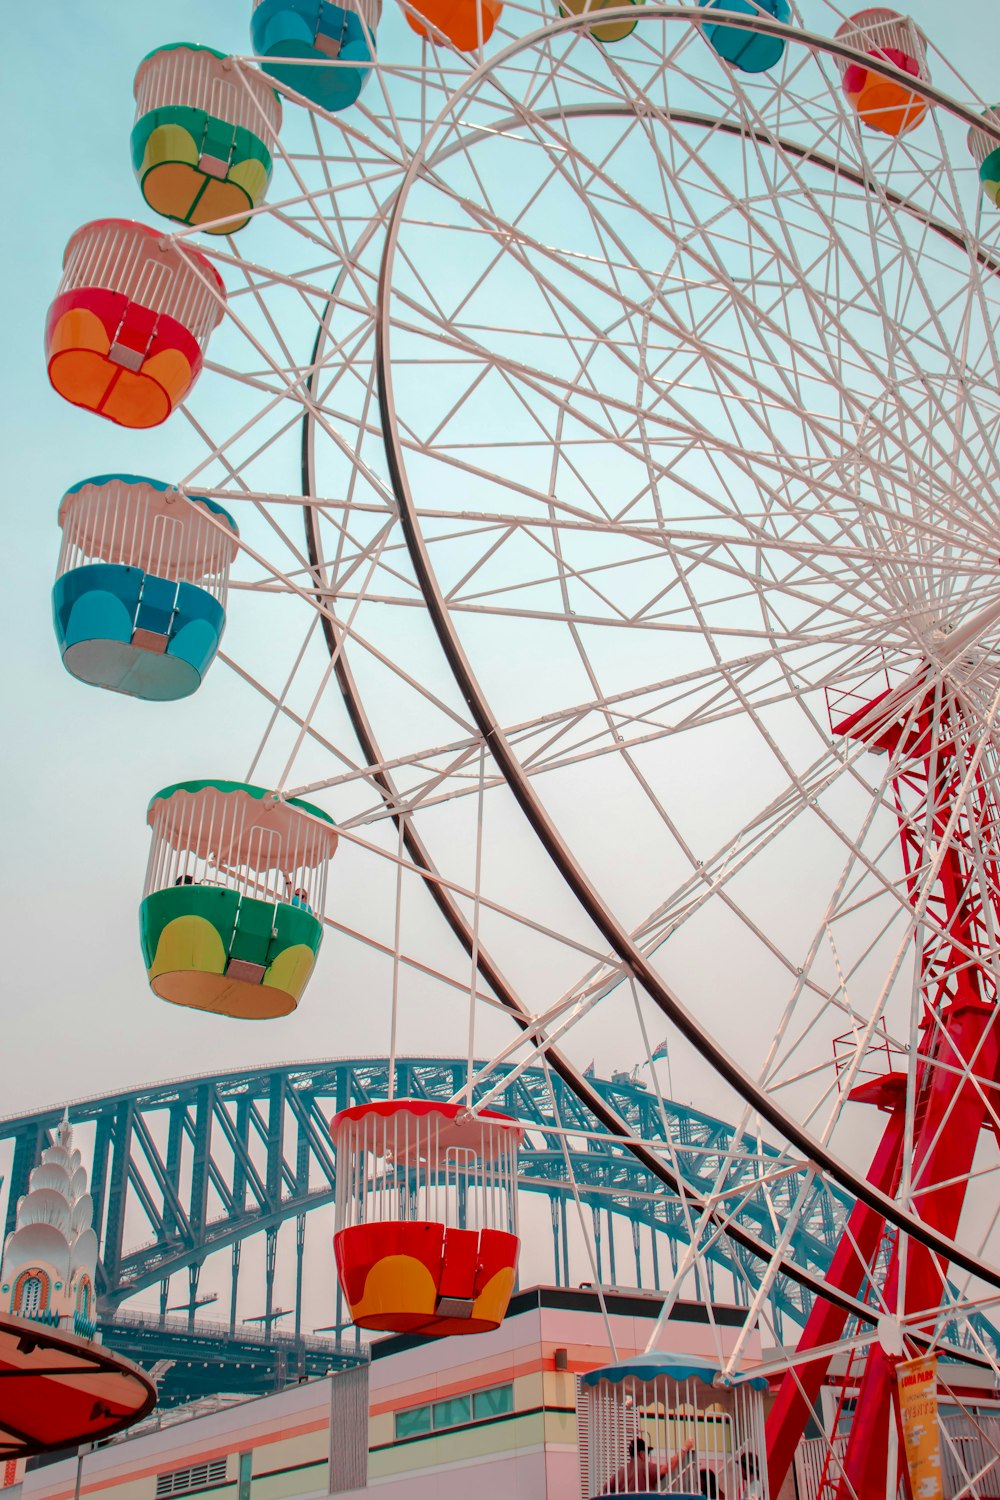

{"left": 156, "top": 1460, "right": 228, "bottom": 1497}
{"left": 238, "top": 1453, "right": 252, "bottom": 1500}
{"left": 395, "top": 1406, "right": 432, "bottom": 1440}
{"left": 18, "top": 1277, "right": 43, "bottom": 1318}
{"left": 473, "top": 1385, "right": 514, "bottom": 1420}
{"left": 394, "top": 1383, "right": 515, "bottom": 1441}
{"left": 433, "top": 1396, "right": 471, "bottom": 1430}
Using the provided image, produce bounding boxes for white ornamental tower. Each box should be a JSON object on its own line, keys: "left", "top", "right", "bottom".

{"left": 0, "top": 1115, "right": 98, "bottom": 1338}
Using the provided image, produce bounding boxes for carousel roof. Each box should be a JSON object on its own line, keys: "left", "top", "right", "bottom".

{"left": 579, "top": 1351, "right": 769, "bottom": 1391}
{"left": 0, "top": 1313, "right": 156, "bottom": 1456}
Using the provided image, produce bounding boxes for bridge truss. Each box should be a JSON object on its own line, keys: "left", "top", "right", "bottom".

{"left": 0, "top": 1057, "right": 849, "bottom": 1342}
{"left": 5, "top": 1056, "right": 1000, "bottom": 1410}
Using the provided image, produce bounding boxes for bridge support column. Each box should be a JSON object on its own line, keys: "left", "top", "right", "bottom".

{"left": 551, "top": 1198, "right": 561, "bottom": 1286}
{"left": 265, "top": 1227, "right": 277, "bottom": 1327}
{"left": 230, "top": 1241, "right": 241, "bottom": 1336}
{"left": 592, "top": 1205, "right": 603, "bottom": 1283}
{"left": 607, "top": 1207, "right": 617, "bottom": 1286}
{"left": 295, "top": 1216, "right": 305, "bottom": 1340}
{"left": 187, "top": 1263, "right": 200, "bottom": 1333}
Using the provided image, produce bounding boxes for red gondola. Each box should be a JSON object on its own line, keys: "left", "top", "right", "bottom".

{"left": 45, "top": 220, "right": 225, "bottom": 429}
{"left": 332, "top": 1099, "right": 521, "bottom": 1337}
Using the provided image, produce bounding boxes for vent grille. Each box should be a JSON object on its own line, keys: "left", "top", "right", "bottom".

{"left": 576, "top": 1377, "right": 589, "bottom": 1498}
{"left": 156, "top": 1460, "right": 228, "bottom": 1497}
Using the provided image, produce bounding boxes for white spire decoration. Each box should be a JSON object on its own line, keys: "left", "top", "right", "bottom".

{"left": 0, "top": 1115, "right": 99, "bottom": 1338}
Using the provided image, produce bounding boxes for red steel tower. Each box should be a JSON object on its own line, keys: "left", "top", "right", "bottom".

{"left": 767, "top": 635, "right": 1000, "bottom": 1495}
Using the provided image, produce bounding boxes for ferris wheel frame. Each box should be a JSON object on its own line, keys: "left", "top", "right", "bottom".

{"left": 37, "top": 0, "right": 1000, "bottom": 1369}
{"left": 340, "top": 2, "right": 1000, "bottom": 1316}
{"left": 122, "top": 9, "right": 1000, "bottom": 1379}
{"left": 295, "top": 190, "right": 887, "bottom": 1338}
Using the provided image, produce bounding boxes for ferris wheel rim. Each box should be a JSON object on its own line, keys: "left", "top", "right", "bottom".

{"left": 365, "top": 3, "right": 1000, "bottom": 1300}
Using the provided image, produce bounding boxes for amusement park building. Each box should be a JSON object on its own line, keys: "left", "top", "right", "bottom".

{"left": 5, "top": 1288, "right": 771, "bottom": 1500}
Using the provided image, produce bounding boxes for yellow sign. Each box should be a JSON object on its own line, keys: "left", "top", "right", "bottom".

{"left": 896, "top": 1355, "right": 942, "bottom": 1500}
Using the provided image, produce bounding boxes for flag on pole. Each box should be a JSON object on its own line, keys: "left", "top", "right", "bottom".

{"left": 652, "top": 1037, "right": 670, "bottom": 1062}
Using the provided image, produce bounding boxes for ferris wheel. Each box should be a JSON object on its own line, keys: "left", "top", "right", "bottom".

{"left": 27, "top": 0, "right": 1000, "bottom": 1491}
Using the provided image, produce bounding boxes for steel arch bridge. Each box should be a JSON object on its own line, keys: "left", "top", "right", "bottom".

{"left": 1, "top": 1057, "right": 848, "bottom": 1339}
{"left": 5, "top": 1054, "right": 999, "bottom": 1407}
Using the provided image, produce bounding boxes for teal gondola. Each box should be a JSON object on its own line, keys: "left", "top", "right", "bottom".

{"left": 968, "top": 107, "right": 1000, "bottom": 207}
{"left": 250, "top": 0, "right": 381, "bottom": 111}
{"left": 53, "top": 475, "right": 239, "bottom": 701}
{"left": 699, "top": 0, "right": 791, "bottom": 74}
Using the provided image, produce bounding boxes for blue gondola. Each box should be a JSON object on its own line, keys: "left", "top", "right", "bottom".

{"left": 699, "top": 0, "right": 791, "bottom": 74}
{"left": 53, "top": 475, "right": 239, "bottom": 701}
{"left": 250, "top": 0, "right": 380, "bottom": 112}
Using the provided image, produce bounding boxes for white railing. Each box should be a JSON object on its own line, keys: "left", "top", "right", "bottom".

{"left": 795, "top": 1413, "right": 1000, "bottom": 1499}
{"left": 832, "top": 9, "right": 929, "bottom": 80}
{"left": 106, "top": 1307, "right": 367, "bottom": 1358}
{"left": 134, "top": 48, "right": 281, "bottom": 145}
{"left": 970, "top": 107, "right": 1000, "bottom": 168}
{"left": 333, "top": 1103, "right": 520, "bottom": 1238}
{"left": 252, "top": 0, "right": 383, "bottom": 27}
{"left": 60, "top": 222, "right": 224, "bottom": 343}
{"left": 58, "top": 479, "right": 234, "bottom": 597}
{"left": 144, "top": 788, "right": 332, "bottom": 914}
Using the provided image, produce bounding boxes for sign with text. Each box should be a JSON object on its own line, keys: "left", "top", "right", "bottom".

{"left": 896, "top": 1355, "right": 942, "bottom": 1500}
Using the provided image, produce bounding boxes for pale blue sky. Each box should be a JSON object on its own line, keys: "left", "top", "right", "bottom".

{"left": 0, "top": 0, "right": 997, "bottom": 1122}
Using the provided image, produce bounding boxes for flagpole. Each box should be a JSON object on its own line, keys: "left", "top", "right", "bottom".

{"left": 648, "top": 1039, "right": 675, "bottom": 1101}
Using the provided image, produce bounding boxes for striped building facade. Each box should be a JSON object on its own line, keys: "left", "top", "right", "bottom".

{"left": 6, "top": 1288, "right": 760, "bottom": 1500}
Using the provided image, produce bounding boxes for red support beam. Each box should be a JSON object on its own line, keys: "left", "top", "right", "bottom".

{"left": 837, "top": 997, "right": 1000, "bottom": 1495}
{"left": 765, "top": 1098, "right": 906, "bottom": 1490}
{"left": 771, "top": 682, "right": 1000, "bottom": 1492}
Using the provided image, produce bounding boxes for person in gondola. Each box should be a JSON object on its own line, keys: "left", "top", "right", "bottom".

{"left": 738, "top": 1453, "right": 762, "bottom": 1500}
{"left": 602, "top": 1434, "right": 696, "bottom": 1493}
{"left": 289, "top": 885, "right": 313, "bottom": 914}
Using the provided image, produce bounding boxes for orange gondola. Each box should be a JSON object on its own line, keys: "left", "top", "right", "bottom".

{"left": 834, "top": 8, "right": 929, "bottom": 138}
{"left": 404, "top": 0, "right": 502, "bottom": 51}
{"left": 45, "top": 220, "right": 225, "bottom": 429}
